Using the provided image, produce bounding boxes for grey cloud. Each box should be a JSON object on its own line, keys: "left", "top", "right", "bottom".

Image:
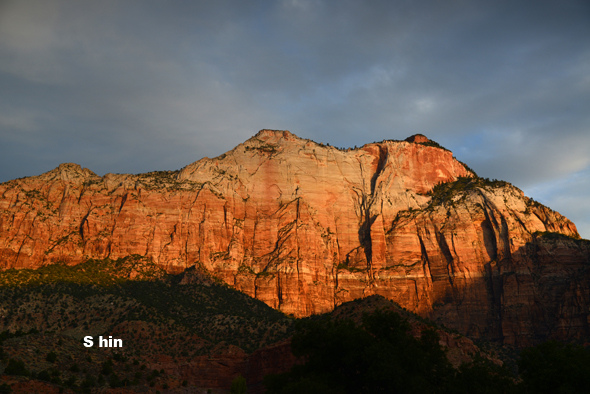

{"left": 0, "top": 0, "right": 588, "bottom": 235}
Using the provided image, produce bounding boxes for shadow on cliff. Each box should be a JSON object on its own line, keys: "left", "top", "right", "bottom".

{"left": 425, "top": 233, "right": 590, "bottom": 348}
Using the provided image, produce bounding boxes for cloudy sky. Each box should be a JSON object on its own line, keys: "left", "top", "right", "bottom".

{"left": 1, "top": 0, "right": 589, "bottom": 237}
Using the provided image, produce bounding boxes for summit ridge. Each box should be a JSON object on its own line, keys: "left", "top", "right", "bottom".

{"left": 0, "top": 130, "right": 588, "bottom": 346}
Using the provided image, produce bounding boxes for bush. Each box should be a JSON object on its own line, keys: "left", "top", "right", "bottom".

{"left": 109, "top": 373, "right": 123, "bottom": 388}
{"left": 425, "top": 176, "right": 509, "bottom": 208}
{"left": 265, "top": 310, "right": 519, "bottom": 394}
{"left": 519, "top": 341, "right": 590, "bottom": 393}
{"left": 231, "top": 374, "right": 247, "bottom": 394}
{"left": 4, "top": 358, "right": 29, "bottom": 377}
{"left": 37, "top": 369, "right": 51, "bottom": 381}
{"left": 101, "top": 359, "right": 114, "bottom": 375}
{"left": 46, "top": 351, "right": 57, "bottom": 363}
{"left": 265, "top": 310, "right": 456, "bottom": 393}
{"left": 80, "top": 374, "right": 97, "bottom": 389}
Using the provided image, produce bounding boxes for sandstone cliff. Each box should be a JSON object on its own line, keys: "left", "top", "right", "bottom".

{"left": 1, "top": 129, "right": 588, "bottom": 346}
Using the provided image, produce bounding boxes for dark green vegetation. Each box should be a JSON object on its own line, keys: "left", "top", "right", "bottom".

{"left": 0, "top": 256, "right": 292, "bottom": 392}
{"left": 1, "top": 257, "right": 588, "bottom": 393}
{"left": 245, "top": 142, "right": 280, "bottom": 155}
{"left": 534, "top": 230, "right": 587, "bottom": 243}
{"left": 0, "top": 255, "right": 165, "bottom": 287}
{"left": 265, "top": 308, "right": 590, "bottom": 394}
{"left": 417, "top": 139, "right": 451, "bottom": 152}
{"left": 230, "top": 374, "right": 248, "bottom": 394}
{"left": 0, "top": 256, "right": 290, "bottom": 352}
{"left": 518, "top": 341, "right": 590, "bottom": 394}
{"left": 265, "top": 309, "right": 516, "bottom": 394}
{"left": 82, "top": 169, "right": 204, "bottom": 191}
{"left": 425, "top": 176, "right": 510, "bottom": 208}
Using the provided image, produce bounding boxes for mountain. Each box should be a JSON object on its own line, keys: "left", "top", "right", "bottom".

{"left": 0, "top": 258, "right": 498, "bottom": 393}
{"left": 0, "top": 256, "right": 295, "bottom": 392}
{"left": 1, "top": 129, "right": 589, "bottom": 347}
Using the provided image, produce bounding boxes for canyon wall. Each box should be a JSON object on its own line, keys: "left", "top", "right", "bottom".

{"left": 1, "top": 129, "right": 588, "bottom": 345}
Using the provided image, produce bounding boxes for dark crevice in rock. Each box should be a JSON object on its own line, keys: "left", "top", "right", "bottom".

{"left": 358, "top": 212, "right": 377, "bottom": 273}
{"left": 436, "top": 232, "right": 455, "bottom": 286}
{"left": 370, "top": 145, "right": 388, "bottom": 195}
{"left": 119, "top": 193, "right": 128, "bottom": 214}
{"left": 79, "top": 209, "right": 93, "bottom": 241}
{"left": 481, "top": 209, "right": 498, "bottom": 261}
{"left": 358, "top": 146, "right": 389, "bottom": 277}
{"left": 483, "top": 260, "right": 504, "bottom": 342}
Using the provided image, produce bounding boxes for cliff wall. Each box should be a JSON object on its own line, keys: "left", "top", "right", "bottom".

{"left": 1, "top": 129, "right": 588, "bottom": 345}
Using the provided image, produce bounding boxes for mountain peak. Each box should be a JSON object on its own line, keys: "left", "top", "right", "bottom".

{"left": 1, "top": 129, "right": 587, "bottom": 348}
{"left": 252, "top": 129, "right": 300, "bottom": 144}
{"left": 255, "top": 129, "right": 294, "bottom": 137}
{"left": 405, "top": 134, "right": 429, "bottom": 143}
{"left": 39, "top": 162, "right": 98, "bottom": 183}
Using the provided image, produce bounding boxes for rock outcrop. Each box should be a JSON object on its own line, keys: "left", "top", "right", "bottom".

{"left": 1, "top": 129, "right": 588, "bottom": 346}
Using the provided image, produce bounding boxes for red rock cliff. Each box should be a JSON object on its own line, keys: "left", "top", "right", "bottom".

{"left": 1, "top": 130, "right": 588, "bottom": 346}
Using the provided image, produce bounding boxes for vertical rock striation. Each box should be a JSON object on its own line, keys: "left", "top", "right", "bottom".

{"left": 1, "top": 129, "right": 588, "bottom": 346}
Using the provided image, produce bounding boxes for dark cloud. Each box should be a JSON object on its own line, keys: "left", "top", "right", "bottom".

{"left": 1, "top": 0, "right": 589, "bottom": 237}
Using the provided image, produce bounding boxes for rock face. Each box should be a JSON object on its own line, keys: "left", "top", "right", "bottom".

{"left": 405, "top": 133, "right": 430, "bottom": 143}
{"left": 1, "top": 129, "right": 589, "bottom": 346}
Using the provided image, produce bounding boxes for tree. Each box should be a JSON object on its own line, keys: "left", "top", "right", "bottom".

{"left": 46, "top": 351, "right": 57, "bottom": 363}
{"left": 519, "top": 340, "right": 590, "bottom": 393}
{"left": 265, "top": 310, "right": 457, "bottom": 393}
{"left": 230, "top": 374, "right": 247, "bottom": 394}
{"left": 4, "top": 358, "right": 29, "bottom": 377}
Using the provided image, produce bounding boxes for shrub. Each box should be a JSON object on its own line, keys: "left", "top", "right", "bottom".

{"left": 4, "top": 359, "right": 29, "bottom": 377}
{"left": 46, "top": 351, "right": 57, "bottom": 363}
{"left": 265, "top": 310, "right": 455, "bottom": 393}
{"left": 519, "top": 341, "right": 590, "bottom": 394}
{"left": 37, "top": 369, "right": 51, "bottom": 381}
{"left": 101, "top": 359, "right": 114, "bottom": 375}
{"left": 231, "top": 374, "right": 247, "bottom": 394}
{"left": 265, "top": 310, "right": 518, "bottom": 394}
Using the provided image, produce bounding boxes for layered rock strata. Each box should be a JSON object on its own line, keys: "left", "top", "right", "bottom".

{"left": 1, "top": 129, "right": 588, "bottom": 345}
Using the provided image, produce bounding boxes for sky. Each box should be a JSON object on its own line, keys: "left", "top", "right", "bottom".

{"left": 1, "top": 0, "right": 589, "bottom": 238}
